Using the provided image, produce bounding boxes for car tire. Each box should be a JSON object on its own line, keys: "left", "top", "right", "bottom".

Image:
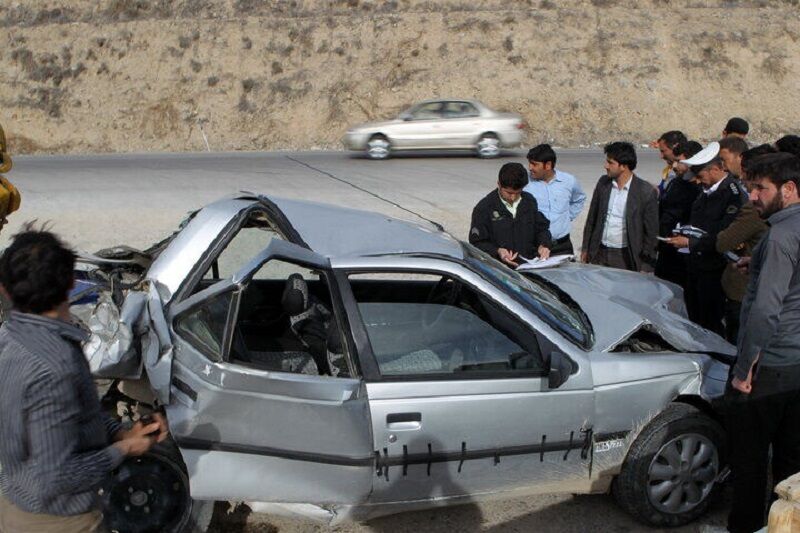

{"left": 476, "top": 133, "right": 501, "bottom": 158}
{"left": 366, "top": 134, "right": 391, "bottom": 160}
{"left": 101, "top": 441, "right": 217, "bottom": 533}
{"left": 612, "top": 402, "right": 724, "bottom": 528}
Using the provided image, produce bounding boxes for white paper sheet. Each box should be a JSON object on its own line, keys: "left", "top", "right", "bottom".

{"left": 516, "top": 254, "right": 574, "bottom": 271}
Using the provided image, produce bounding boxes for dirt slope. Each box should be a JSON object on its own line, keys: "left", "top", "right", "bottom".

{"left": 1, "top": 0, "right": 799, "bottom": 154}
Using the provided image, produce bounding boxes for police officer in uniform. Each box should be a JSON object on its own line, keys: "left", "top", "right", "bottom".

{"left": 470, "top": 162, "right": 551, "bottom": 267}
{"left": 666, "top": 142, "right": 745, "bottom": 335}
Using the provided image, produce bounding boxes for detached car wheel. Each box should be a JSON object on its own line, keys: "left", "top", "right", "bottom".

{"left": 101, "top": 448, "right": 214, "bottom": 533}
{"left": 613, "top": 403, "right": 724, "bottom": 527}
{"left": 476, "top": 133, "right": 501, "bottom": 158}
{"left": 366, "top": 135, "right": 391, "bottom": 160}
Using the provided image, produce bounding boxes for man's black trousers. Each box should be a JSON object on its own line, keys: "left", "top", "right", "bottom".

{"left": 549, "top": 235, "right": 574, "bottom": 256}
{"left": 725, "top": 364, "right": 800, "bottom": 533}
{"left": 685, "top": 268, "right": 725, "bottom": 336}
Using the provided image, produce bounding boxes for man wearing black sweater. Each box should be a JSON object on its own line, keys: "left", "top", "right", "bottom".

{"left": 470, "top": 162, "right": 552, "bottom": 268}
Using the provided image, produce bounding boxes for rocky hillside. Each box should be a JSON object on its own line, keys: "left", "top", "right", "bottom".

{"left": 1, "top": 0, "right": 799, "bottom": 153}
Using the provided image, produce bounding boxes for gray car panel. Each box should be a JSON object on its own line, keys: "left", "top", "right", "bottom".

{"left": 163, "top": 241, "right": 375, "bottom": 506}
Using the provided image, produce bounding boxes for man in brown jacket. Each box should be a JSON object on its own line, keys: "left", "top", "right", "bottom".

{"left": 715, "top": 145, "right": 775, "bottom": 344}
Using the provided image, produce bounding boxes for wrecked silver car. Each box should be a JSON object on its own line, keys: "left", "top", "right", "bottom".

{"left": 74, "top": 194, "right": 734, "bottom": 531}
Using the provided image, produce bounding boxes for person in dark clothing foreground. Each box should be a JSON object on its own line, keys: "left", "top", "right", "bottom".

{"left": 725, "top": 152, "right": 800, "bottom": 533}
{"left": 0, "top": 229, "right": 168, "bottom": 532}
{"left": 470, "top": 162, "right": 552, "bottom": 267}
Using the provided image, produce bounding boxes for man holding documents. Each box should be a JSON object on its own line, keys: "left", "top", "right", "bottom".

{"left": 665, "top": 141, "right": 744, "bottom": 334}
{"left": 470, "top": 162, "right": 552, "bottom": 267}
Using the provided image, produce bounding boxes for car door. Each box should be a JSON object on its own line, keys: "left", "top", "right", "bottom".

{"left": 165, "top": 239, "right": 374, "bottom": 506}
{"left": 337, "top": 262, "right": 596, "bottom": 504}
{"left": 390, "top": 102, "right": 446, "bottom": 149}
{"left": 439, "top": 101, "right": 483, "bottom": 147}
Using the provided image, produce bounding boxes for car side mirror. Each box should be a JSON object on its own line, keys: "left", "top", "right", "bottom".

{"left": 399, "top": 113, "right": 412, "bottom": 121}
{"left": 548, "top": 351, "right": 573, "bottom": 389}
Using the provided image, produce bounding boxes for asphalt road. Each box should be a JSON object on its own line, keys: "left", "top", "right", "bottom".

{"left": 3, "top": 148, "right": 729, "bottom": 532}
{"left": 5, "top": 147, "right": 668, "bottom": 253}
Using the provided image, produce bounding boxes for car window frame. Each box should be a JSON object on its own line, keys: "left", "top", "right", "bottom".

{"left": 338, "top": 267, "right": 548, "bottom": 383}
{"left": 408, "top": 102, "right": 445, "bottom": 121}
{"left": 442, "top": 100, "right": 480, "bottom": 119}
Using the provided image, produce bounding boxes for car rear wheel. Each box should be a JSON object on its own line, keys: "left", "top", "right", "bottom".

{"left": 101, "top": 444, "right": 215, "bottom": 532}
{"left": 612, "top": 402, "right": 724, "bottom": 527}
{"left": 476, "top": 133, "right": 501, "bottom": 158}
{"left": 366, "top": 135, "right": 391, "bottom": 160}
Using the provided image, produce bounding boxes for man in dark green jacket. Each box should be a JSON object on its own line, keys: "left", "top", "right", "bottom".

{"left": 470, "top": 162, "right": 552, "bottom": 267}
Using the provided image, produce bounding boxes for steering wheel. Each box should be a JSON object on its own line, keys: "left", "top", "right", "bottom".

{"left": 422, "top": 277, "right": 462, "bottom": 330}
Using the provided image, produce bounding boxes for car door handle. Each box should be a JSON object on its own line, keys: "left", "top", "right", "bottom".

{"left": 386, "top": 412, "right": 422, "bottom": 430}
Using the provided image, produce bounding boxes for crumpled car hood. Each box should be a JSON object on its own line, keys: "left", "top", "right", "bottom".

{"left": 530, "top": 263, "right": 735, "bottom": 357}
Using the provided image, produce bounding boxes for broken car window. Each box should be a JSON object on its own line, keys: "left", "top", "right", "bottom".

{"left": 174, "top": 290, "right": 235, "bottom": 363}
{"left": 228, "top": 259, "right": 350, "bottom": 378}
{"left": 201, "top": 212, "right": 283, "bottom": 284}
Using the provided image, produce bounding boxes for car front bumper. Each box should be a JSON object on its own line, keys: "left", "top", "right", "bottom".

{"left": 342, "top": 132, "right": 369, "bottom": 150}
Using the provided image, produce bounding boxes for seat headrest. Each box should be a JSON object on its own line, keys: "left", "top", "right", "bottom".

{"left": 282, "top": 274, "right": 309, "bottom": 316}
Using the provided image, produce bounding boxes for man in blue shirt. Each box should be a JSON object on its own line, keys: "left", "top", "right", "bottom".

{"left": 523, "top": 144, "right": 586, "bottom": 255}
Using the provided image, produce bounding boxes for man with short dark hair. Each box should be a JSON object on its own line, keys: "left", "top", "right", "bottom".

{"left": 725, "top": 152, "right": 800, "bottom": 533}
{"left": 523, "top": 144, "right": 586, "bottom": 255}
{"left": 666, "top": 142, "right": 745, "bottom": 334}
{"left": 655, "top": 130, "right": 688, "bottom": 199}
{"left": 719, "top": 136, "right": 749, "bottom": 179}
{"left": 723, "top": 117, "right": 749, "bottom": 139}
{"left": 775, "top": 134, "right": 800, "bottom": 158}
{"left": 470, "top": 162, "right": 552, "bottom": 267}
{"left": 0, "top": 229, "right": 167, "bottom": 532}
{"left": 581, "top": 142, "right": 658, "bottom": 271}
{"left": 654, "top": 140, "right": 702, "bottom": 288}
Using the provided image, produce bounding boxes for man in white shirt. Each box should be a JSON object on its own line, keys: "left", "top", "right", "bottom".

{"left": 581, "top": 142, "right": 659, "bottom": 271}
{"left": 523, "top": 144, "right": 586, "bottom": 255}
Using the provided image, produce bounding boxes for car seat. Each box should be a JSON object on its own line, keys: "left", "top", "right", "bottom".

{"left": 281, "top": 274, "right": 334, "bottom": 375}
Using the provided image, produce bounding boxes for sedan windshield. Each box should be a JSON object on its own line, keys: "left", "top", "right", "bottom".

{"left": 463, "top": 243, "right": 593, "bottom": 349}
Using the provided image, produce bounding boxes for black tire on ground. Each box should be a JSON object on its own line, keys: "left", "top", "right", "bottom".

{"left": 101, "top": 440, "right": 217, "bottom": 533}
{"left": 612, "top": 402, "right": 725, "bottom": 528}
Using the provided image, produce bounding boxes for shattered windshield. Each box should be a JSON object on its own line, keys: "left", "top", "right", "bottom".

{"left": 463, "top": 243, "right": 593, "bottom": 349}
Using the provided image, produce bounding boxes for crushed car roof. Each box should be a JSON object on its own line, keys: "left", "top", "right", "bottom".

{"left": 147, "top": 196, "right": 464, "bottom": 302}
{"left": 269, "top": 196, "right": 464, "bottom": 260}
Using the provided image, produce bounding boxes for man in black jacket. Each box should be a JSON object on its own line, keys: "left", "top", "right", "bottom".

{"left": 655, "top": 140, "right": 702, "bottom": 288}
{"left": 666, "top": 142, "right": 745, "bottom": 334}
{"left": 470, "top": 162, "right": 551, "bottom": 267}
{"left": 581, "top": 142, "right": 659, "bottom": 272}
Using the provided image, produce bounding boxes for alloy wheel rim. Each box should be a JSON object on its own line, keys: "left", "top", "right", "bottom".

{"left": 477, "top": 137, "right": 500, "bottom": 157}
{"left": 367, "top": 138, "right": 390, "bottom": 159}
{"left": 646, "top": 433, "right": 719, "bottom": 514}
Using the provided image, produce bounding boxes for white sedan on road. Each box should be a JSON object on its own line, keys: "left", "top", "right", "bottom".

{"left": 343, "top": 99, "right": 526, "bottom": 159}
